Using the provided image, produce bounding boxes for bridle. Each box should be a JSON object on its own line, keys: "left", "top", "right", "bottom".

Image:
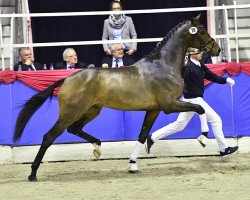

{"left": 190, "top": 25, "right": 216, "bottom": 53}
{"left": 199, "top": 37, "right": 215, "bottom": 53}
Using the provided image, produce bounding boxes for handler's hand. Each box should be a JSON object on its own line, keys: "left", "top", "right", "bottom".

{"left": 226, "top": 77, "right": 235, "bottom": 86}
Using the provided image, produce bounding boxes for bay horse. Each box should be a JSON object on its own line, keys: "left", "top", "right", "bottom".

{"left": 14, "top": 14, "right": 220, "bottom": 181}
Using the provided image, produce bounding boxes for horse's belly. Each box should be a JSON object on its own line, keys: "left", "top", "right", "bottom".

{"left": 97, "top": 95, "right": 159, "bottom": 111}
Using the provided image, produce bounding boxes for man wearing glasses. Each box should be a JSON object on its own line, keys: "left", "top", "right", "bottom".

{"left": 54, "top": 48, "right": 94, "bottom": 70}
{"left": 101, "top": 43, "right": 135, "bottom": 68}
{"left": 146, "top": 47, "right": 238, "bottom": 157}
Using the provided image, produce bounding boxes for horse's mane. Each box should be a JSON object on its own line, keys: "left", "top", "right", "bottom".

{"left": 145, "top": 20, "right": 189, "bottom": 62}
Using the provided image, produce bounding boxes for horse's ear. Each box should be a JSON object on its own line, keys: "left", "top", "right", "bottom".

{"left": 191, "top": 13, "right": 201, "bottom": 24}
{"left": 195, "top": 13, "right": 201, "bottom": 21}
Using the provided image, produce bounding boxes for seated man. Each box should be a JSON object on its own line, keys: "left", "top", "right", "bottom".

{"left": 101, "top": 43, "right": 135, "bottom": 68}
{"left": 54, "top": 48, "right": 94, "bottom": 70}
{"left": 14, "top": 47, "right": 44, "bottom": 71}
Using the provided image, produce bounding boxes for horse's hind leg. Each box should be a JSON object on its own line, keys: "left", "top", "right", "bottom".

{"left": 28, "top": 119, "right": 69, "bottom": 181}
{"left": 128, "top": 110, "right": 160, "bottom": 172}
{"left": 67, "top": 106, "right": 102, "bottom": 159}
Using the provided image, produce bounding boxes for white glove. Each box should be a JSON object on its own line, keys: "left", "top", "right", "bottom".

{"left": 226, "top": 77, "right": 235, "bottom": 86}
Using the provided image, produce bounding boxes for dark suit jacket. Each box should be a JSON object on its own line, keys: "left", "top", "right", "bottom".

{"left": 54, "top": 61, "right": 87, "bottom": 70}
{"left": 200, "top": 52, "right": 212, "bottom": 64}
{"left": 101, "top": 55, "right": 135, "bottom": 68}
{"left": 14, "top": 61, "right": 44, "bottom": 71}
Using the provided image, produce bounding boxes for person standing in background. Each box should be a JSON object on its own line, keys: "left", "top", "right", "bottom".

{"left": 102, "top": 0, "right": 137, "bottom": 58}
{"left": 14, "top": 47, "right": 44, "bottom": 71}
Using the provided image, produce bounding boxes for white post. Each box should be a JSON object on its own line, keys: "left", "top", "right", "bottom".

{"left": 10, "top": 14, "right": 15, "bottom": 69}
{"left": 207, "top": 0, "right": 219, "bottom": 63}
{"left": 233, "top": 1, "right": 239, "bottom": 63}
{"left": 223, "top": 4, "right": 232, "bottom": 62}
{"left": 21, "top": 0, "right": 28, "bottom": 44}
{"left": 207, "top": 0, "right": 215, "bottom": 35}
{"left": 0, "top": 11, "right": 5, "bottom": 70}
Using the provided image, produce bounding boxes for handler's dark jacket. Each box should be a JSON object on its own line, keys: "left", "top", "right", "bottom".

{"left": 200, "top": 52, "right": 212, "bottom": 64}
{"left": 182, "top": 61, "right": 227, "bottom": 99}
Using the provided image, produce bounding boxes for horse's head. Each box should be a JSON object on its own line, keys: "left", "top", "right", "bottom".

{"left": 185, "top": 14, "right": 220, "bottom": 56}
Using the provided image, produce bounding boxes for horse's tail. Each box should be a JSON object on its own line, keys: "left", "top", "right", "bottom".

{"left": 13, "top": 78, "right": 65, "bottom": 142}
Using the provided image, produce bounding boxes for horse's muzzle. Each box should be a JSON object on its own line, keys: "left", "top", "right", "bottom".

{"left": 208, "top": 46, "right": 221, "bottom": 56}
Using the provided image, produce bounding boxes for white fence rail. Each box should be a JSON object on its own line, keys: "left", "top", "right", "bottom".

{"left": 0, "top": 1, "right": 250, "bottom": 70}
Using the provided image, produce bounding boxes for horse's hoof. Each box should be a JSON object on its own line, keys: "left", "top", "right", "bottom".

{"left": 93, "top": 148, "right": 101, "bottom": 159}
{"left": 93, "top": 143, "right": 101, "bottom": 159}
{"left": 127, "top": 163, "right": 139, "bottom": 173}
{"left": 28, "top": 175, "right": 37, "bottom": 182}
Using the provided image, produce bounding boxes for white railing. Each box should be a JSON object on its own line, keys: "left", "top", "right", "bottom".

{"left": 0, "top": 1, "right": 249, "bottom": 70}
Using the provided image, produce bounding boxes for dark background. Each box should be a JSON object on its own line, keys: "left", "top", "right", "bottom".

{"left": 28, "top": 0, "right": 207, "bottom": 67}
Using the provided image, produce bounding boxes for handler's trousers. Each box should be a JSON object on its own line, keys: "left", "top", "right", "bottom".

{"left": 151, "top": 97, "right": 228, "bottom": 151}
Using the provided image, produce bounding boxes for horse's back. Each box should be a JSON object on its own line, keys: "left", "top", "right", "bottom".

{"left": 58, "top": 62, "right": 183, "bottom": 111}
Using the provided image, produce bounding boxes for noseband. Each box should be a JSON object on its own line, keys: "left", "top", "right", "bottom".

{"left": 198, "top": 37, "right": 215, "bottom": 53}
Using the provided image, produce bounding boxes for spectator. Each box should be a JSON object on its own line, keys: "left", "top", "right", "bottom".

{"left": 101, "top": 43, "right": 135, "bottom": 68}
{"left": 102, "top": 0, "right": 137, "bottom": 57}
{"left": 54, "top": 48, "right": 94, "bottom": 70}
{"left": 146, "top": 47, "right": 238, "bottom": 157}
{"left": 14, "top": 47, "right": 44, "bottom": 71}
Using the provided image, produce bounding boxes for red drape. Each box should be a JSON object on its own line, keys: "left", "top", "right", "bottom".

{"left": 204, "top": 62, "right": 250, "bottom": 85}
{"left": 1, "top": 62, "right": 250, "bottom": 96}
{"left": 0, "top": 69, "right": 80, "bottom": 95}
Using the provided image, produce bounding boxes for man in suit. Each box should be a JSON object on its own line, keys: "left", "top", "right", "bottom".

{"left": 14, "top": 47, "right": 44, "bottom": 71}
{"left": 101, "top": 43, "right": 135, "bottom": 68}
{"left": 54, "top": 48, "right": 94, "bottom": 70}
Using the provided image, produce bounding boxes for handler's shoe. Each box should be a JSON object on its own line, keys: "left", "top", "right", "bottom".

{"left": 145, "top": 135, "right": 154, "bottom": 154}
{"left": 220, "top": 146, "right": 239, "bottom": 157}
{"left": 197, "top": 135, "right": 208, "bottom": 148}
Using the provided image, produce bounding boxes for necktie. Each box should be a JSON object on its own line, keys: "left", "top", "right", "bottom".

{"left": 114, "top": 59, "right": 119, "bottom": 68}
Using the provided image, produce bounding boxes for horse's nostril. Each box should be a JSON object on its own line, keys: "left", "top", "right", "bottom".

{"left": 215, "top": 48, "right": 221, "bottom": 56}
{"left": 218, "top": 48, "right": 221, "bottom": 54}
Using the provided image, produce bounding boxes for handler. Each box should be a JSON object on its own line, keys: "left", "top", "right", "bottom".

{"left": 146, "top": 47, "right": 238, "bottom": 157}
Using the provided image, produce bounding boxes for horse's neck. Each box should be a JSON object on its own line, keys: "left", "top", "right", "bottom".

{"left": 161, "top": 33, "right": 187, "bottom": 69}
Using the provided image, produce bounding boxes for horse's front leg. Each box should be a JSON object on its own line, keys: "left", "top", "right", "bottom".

{"left": 164, "top": 100, "right": 205, "bottom": 114}
{"left": 128, "top": 110, "right": 160, "bottom": 172}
